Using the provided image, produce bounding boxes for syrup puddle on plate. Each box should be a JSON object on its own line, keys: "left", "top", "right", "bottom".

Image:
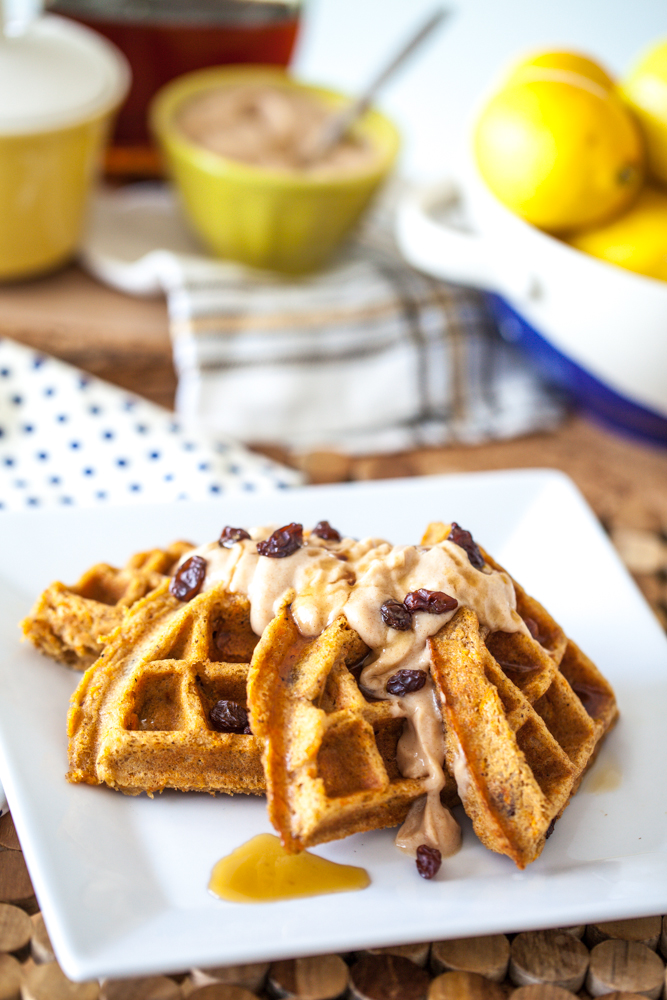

{"left": 585, "top": 759, "right": 622, "bottom": 794}
{"left": 209, "top": 833, "right": 370, "bottom": 903}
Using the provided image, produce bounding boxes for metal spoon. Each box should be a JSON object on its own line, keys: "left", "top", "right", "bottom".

{"left": 300, "top": 7, "right": 451, "bottom": 165}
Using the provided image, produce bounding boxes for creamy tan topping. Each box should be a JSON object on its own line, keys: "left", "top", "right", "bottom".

{"left": 176, "top": 83, "right": 378, "bottom": 174}
{"left": 182, "top": 524, "right": 526, "bottom": 866}
{"left": 394, "top": 793, "right": 461, "bottom": 859}
{"left": 393, "top": 682, "right": 461, "bottom": 858}
{"left": 187, "top": 528, "right": 386, "bottom": 638}
{"left": 452, "top": 746, "right": 472, "bottom": 801}
{"left": 188, "top": 528, "right": 524, "bottom": 651}
{"left": 395, "top": 681, "right": 446, "bottom": 782}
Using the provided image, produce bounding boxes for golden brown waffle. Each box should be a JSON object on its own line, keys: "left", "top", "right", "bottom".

{"left": 248, "top": 598, "right": 459, "bottom": 852}
{"left": 67, "top": 578, "right": 264, "bottom": 796}
{"left": 423, "top": 522, "right": 618, "bottom": 869}
{"left": 22, "top": 542, "right": 193, "bottom": 670}
{"left": 251, "top": 521, "right": 617, "bottom": 864}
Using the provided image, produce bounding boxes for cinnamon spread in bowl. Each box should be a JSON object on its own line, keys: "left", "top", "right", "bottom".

{"left": 175, "top": 82, "right": 378, "bottom": 174}
{"left": 150, "top": 66, "right": 400, "bottom": 271}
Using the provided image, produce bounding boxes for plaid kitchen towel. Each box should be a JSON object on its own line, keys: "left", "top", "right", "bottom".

{"left": 84, "top": 184, "right": 567, "bottom": 455}
{"left": 164, "top": 232, "right": 566, "bottom": 456}
{"left": 0, "top": 337, "right": 302, "bottom": 513}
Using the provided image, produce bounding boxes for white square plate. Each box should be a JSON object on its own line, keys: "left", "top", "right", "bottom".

{"left": 1, "top": 470, "right": 666, "bottom": 982}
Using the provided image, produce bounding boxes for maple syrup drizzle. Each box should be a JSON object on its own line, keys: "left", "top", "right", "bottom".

{"left": 209, "top": 833, "right": 370, "bottom": 903}
{"left": 585, "top": 759, "right": 622, "bottom": 794}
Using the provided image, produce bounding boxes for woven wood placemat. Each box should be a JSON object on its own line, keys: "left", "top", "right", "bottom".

{"left": 1, "top": 825, "right": 665, "bottom": 1000}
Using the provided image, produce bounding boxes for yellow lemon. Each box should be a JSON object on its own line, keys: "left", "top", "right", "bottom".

{"left": 474, "top": 73, "right": 645, "bottom": 233}
{"left": 506, "top": 49, "right": 615, "bottom": 90}
{"left": 620, "top": 38, "right": 667, "bottom": 186}
{"left": 566, "top": 184, "right": 667, "bottom": 281}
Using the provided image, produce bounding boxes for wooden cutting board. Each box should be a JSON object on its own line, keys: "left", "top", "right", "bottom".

{"left": 0, "top": 264, "right": 176, "bottom": 410}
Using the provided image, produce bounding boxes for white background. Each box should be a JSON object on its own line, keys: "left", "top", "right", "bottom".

{"left": 293, "top": 0, "right": 667, "bottom": 180}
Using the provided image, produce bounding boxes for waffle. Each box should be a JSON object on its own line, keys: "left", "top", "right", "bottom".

{"left": 22, "top": 542, "right": 193, "bottom": 670}
{"left": 67, "top": 578, "right": 264, "bottom": 796}
{"left": 424, "top": 522, "right": 618, "bottom": 869}
{"left": 250, "top": 521, "right": 617, "bottom": 864}
{"left": 248, "top": 597, "right": 459, "bottom": 852}
{"left": 50, "top": 517, "right": 617, "bottom": 866}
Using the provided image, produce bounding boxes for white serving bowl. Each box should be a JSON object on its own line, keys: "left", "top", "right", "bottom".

{"left": 396, "top": 163, "right": 667, "bottom": 445}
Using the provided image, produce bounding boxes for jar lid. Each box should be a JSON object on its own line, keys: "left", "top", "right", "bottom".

{"left": 0, "top": 14, "right": 130, "bottom": 134}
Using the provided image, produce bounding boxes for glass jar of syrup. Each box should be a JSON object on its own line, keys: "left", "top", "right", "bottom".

{"left": 50, "top": 0, "right": 302, "bottom": 176}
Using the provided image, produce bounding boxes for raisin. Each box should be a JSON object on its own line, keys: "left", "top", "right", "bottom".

{"left": 212, "top": 629, "right": 232, "bottom": 656}
{"left": 404, "top": 588, "right": 458, "bottom": 614}
{"left": 447, "top": 522, "right": 485, "bottom": 569}
{"left": 571, "top": 681, "right": 608, "bottom": 719}
{"left": 256, "top": 522, "right": 303, "bottom": 558}
{"left": 311, "top": 520, "right": 341, "bottom": 542}
{"left": 169, "top": 555, "right": 207, "bottom": 601}
{"left": 416, "top": 844, "right": 441, "bottom": 879}
{"left": 386, "top": 669, "right": 427, "bottom": 696}
{"left": 380, "top": 599, "right": 412, "bottom": 631}
{"left": 497, "top": 658, "right": 537, "bottom": 675}
{"left": 219, "top": 526, "right": 251, "bottom": 548}
{"left": 524, "top": 616, "right": 540, "bottom": 640}
{"left": 209, "top": 699, "right": 252, "bottom": 734}
{"left": 545, "top": 817, "right": 557, "bottom": 840}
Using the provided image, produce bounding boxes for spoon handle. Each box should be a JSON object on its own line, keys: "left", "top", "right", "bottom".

{"left": 310, "top": 7, "right": 451, "bottom": 160}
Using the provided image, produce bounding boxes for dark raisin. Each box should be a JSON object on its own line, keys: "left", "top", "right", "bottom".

{"left": 209, "top": 699, "right": 251, "bottom": 734}
{"left": 571, "top": 682, "right": 608, "bottom": 720}
{"left": 416, "top": 844, "right": 441, "bottom": 879}
{"left": 256, "top": 522, "right": 303, "bottom": 558}
{"left": 212, "top": 629, "right": 232, "bottom": 655}
{"left": 545, "top": 817, "right": 557, "bottom": 840}
{"left": 497, "top": 658, "right": 537, "bottom": 675}
{"left": 311, "top": 520, "right": 341, "bottom": 542}
{"left": 524, "top": 617, "right": 540, "bottom": 640}
{"left": 380, "top": 599, "right": 412, "bottom": 631}
{"left": 404, "top": 588, "right": 458, "bottom": 614}
{"left": 386, "top": 669, "right": 427, "bottom": 696}
{"left": 169, "top": 555, "right": 207, "bottom": 601}
{"left": 219, "top": 526, "right": 251, "bottom": 548}
{"left": 447, "top": 522, "right": 485, "bottom": 569}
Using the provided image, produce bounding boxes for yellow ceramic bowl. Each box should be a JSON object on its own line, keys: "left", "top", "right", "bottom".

{"left": 150, "top": 66, "right": 400, "bottom": 273}
{"left": 0, "top": 16, "right": 129, "bottom": 282}
{"left": 0, "top": 117, "right": 112, "bottom": 281}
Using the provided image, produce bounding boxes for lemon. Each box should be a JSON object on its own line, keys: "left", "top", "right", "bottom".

{"left": 474, "top": 73, "right": 645, "bottom": 233}
{"left": 620, "top": 38, "right": 667, "bottom": 186}
{"left": 506, "top": 49, "right": 615, "bottom": 90}
{"left": 566, "top": 184, "right": 667, "bottom": 281}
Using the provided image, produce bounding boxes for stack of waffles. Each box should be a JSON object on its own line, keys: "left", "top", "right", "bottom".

{"left": 22, "top": 523, "right": 618, "bottom": 869}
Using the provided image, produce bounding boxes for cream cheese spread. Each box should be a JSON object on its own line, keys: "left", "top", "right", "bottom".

{"left": 176, "top": 83, "right": 377, "bottom": 174}
{"left": 180, "top": 523, "right": 526, "bottom": 865}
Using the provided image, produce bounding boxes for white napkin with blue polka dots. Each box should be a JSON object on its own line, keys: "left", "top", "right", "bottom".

{"left": 0, "top": 337, "right": 302, "bottom": 513}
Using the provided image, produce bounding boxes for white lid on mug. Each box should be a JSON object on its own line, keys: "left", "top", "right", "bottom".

{"left": 0, "top": 14, "right": 130, "bottom": 134}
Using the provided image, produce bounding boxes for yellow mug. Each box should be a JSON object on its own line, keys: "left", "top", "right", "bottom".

{"left": 150, "top": 66, "right": 400, "bottom": 274}
{"left": 0, "top": 16, "right": 129, "bottom": 281}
